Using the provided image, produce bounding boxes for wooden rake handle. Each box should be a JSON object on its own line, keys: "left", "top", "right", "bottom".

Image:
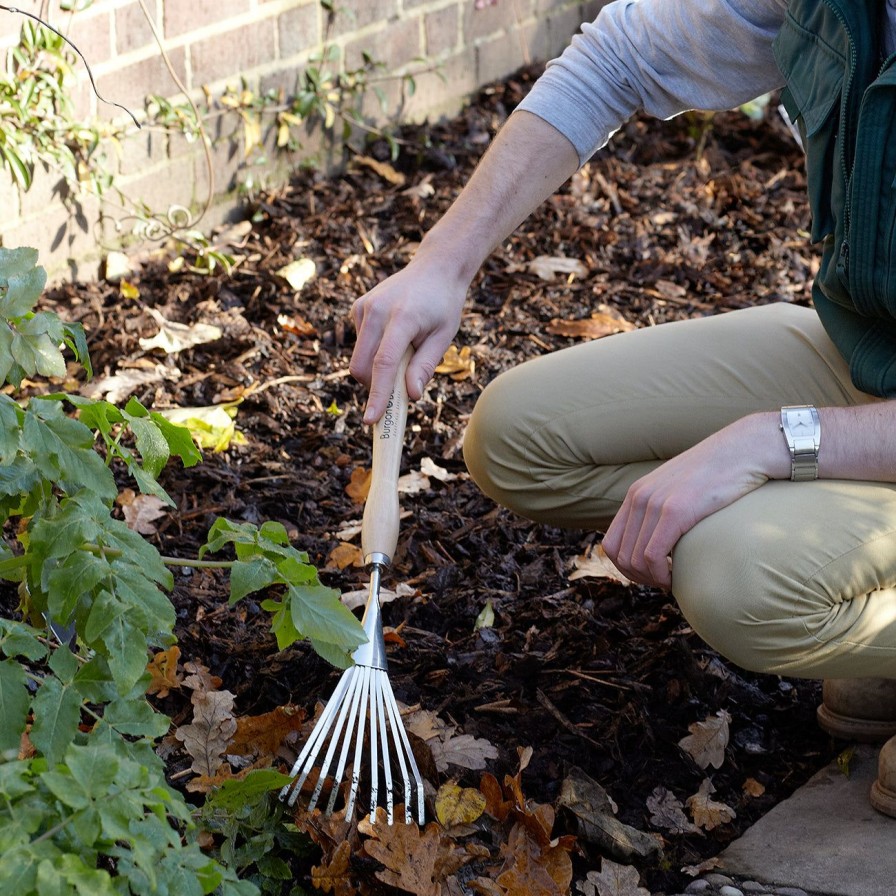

{"left": 361, "top": 348, "right": 412, "bottom": 565}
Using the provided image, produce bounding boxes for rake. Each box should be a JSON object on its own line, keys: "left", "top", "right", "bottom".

{"left": 281, "top": 351, "right": 425, "bottom": 825}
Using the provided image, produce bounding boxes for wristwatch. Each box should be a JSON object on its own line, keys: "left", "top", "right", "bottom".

{"left": 779, "top": 405, "right": 821, "bottom": 481}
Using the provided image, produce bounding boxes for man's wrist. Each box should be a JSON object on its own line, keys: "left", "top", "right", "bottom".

{"left": 780, "top": 405, "right": 821, "bottom": 481}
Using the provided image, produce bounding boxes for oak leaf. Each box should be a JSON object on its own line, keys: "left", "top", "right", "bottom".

{"left": 327, "top": 542, "right": 364, "bottom": 570}
{"left": 360, "top": 807, "right": 471, "bottom": 895}
{"left": 139, "top": 307, "right": 222, "bottom": 354}
{"left": 117, "top": 488, "right": 168, "bottom": 535}
{"left": 175, "top": 686, "right": 237, "bottom": 776}
{"left": 430, "top": 732, "right": 499, "bottom": 774}
{"left": 146, "top": 646, "right": 183, "bottom": 698}
{"left": 495, "top": 818, "right": 573, "bottom": 896}
{"left": 311, "top": 840, "right": 356, "bottom": 896}
{"left": 678, "top": 710, "right": 731, "bottom": 769}
{"left": 577, "top": 859, "right": 650, "bottom": 896}
{"left": 743, "top": 777, "right": 766, "bottom": 798}
{"left": 527, "top": 254, "right": 588, "bottom": 281}
{"left": 685, "top": 779, "right": 736, "bottom": 831}
{"left": 645, "top": 786, "right": 700, "bottom": 836}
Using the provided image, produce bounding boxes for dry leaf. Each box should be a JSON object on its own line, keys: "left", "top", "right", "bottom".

{"left": 577, "top": 859, "right": 650, "bottom": 896}
{"left": 742, "top": 777, "right": 766, "bottom": 797}
{"left": 435, "top": 781, "right": 487, "bottom": 828}
{"left": 341, "top": 581, "right": 415, "bottom": 612}
{"left": 117, "top": 488, "right": 168, "bottom": 535}
{"left": 175, "top": 688, "right": 238, "bottom": 776}
{"left": 645, "top": 786, "right": 701, "bottom": 835}
{"left": 568, "top": 545, "right": 631, "bottom": 585}
{"left": 353, "top": 155, "right": 406, "bottom": 186}
{"left": 311, "top": 840, "right": 356, "bottom": 896}
{"left": 275, "top": 257, "right": 316, "bottom": 290}
{"left": 360, "top": 808, "right": 469, "bottom": 895}
{"left": 146, "top": 646, "right": 183, "bottom": 699}
{"left": 430, "top": 732, "right": 499, "bottom": 773}
{"left": 327, "top": 542, "right": 364, "bottom": 570}
{"left": 139, "top": 307, "right": 223, "bottom": 354}
{"left": 228, "top": 704, "right": 306, "bottom": 759}
{"left": 527, "top": 254, "right": 588, "bottom": 281}
{"left": 685, "top": 779, "right": 736, "bottom": 831}
{"left": 420, "top": 456, "right": 461, "bottom": 482}
{"left": 398, "top": 468, "right": 432, "bottom": 495}
{"left": 678, "top": 710, "right": 732, "bottom": 770}
{"left": 546, "top": 309, "right": 635, "bottom": 340}
{"left": 435, "top": 345, "right": 475, "bottom": 380}
{"left": 277, "top": 311, "right": 316, "bottom": 337}
{"left": 182, "top": 661, "right": 223, "bottom": 693}
{"left": 495, "top": 818, "right": 573, "bottom": 896}
{"left": 345, "top": 467, "right": 371, "bottom": 503}
{"left": 81, "top": 363, "right": 180, "bottom": 403}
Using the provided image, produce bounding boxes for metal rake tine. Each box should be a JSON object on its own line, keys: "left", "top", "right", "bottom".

{"left": 380, "top": 674, "right": 425, "bottom": 825}
{"left": 373, "top": 670, "right": 395, "bottom": 825}
{"left": 282, "top": 668, "right": 353, "bottom": 806}
{"left": 343, "top": 665, "right": 372, "bottom": 819}
{"left": 324, "top": 666, "right": 369, "bottom": 817}
{"left": 307, "top": 667, "right": 367, "bottom": 814}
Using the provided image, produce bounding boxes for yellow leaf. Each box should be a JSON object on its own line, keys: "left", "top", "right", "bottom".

{"left": 119, "top": 278, "right": 140, "bottom": 300}
{"left": 146, "top": 646, "right": 182, "bottom": 699}
{"left": 435, "top": 345, "right": 475, "bottom": 381}
{"left": 435, "top": 781, "right": 487, "bottom": 828}
{"left": 160, "top": 403, "right": 244, "bottom": 452}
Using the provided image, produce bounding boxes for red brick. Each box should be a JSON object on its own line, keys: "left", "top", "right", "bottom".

{"left": 278, "top": 2, "right": 321, "bottom": 59}
{"left": 65, "top": 8, "right": 114, "bottom": 67}
{"left": 425, "top": 5, "right": 459, "bottom": 58}
{"left": 330, "top": 0, "right": 399, "bottom": 38}
{"left": 163, "top": 0, "right": 251, "bottom": 39}
{"left": 463, "top": 0, "right": 518, "bottom": 45}
{"left": 189, "top": 19, "right": 277, "bottom": 87}
{"left": 344, "top": 17, "right": 421, "bottom": 72}
{"left": 95, "top": 46, "right": 187, "bottom": 112}
{"left": 115, "top": 1, "right": 160, "bottom": 56}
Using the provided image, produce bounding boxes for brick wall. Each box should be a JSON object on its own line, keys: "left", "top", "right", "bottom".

{"left": 1, "top": 0, "right": 606, "bottom": 280}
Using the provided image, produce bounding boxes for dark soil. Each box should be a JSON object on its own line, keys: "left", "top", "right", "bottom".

{"left": 44, "top": 65, "right": 836, "bottom": 893}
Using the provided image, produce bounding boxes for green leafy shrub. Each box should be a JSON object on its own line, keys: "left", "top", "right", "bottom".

{"left": 0, "top": 246, "right": 365, "bottom": 894}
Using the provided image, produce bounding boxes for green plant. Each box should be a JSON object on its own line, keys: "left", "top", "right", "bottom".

{"left": 0, "top": 245, "right": 366, "bottom": 894}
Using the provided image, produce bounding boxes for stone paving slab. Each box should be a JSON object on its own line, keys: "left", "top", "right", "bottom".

{"left": 712, "top": 744, "right": 895, "bottom": 896}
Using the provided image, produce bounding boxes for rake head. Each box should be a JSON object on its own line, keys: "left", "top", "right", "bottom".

{"left": 281, "top": 563, "right": 425, "bottom": 825}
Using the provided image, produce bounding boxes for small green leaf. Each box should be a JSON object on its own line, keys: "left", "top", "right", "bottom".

{"left": 0, "top": 659, "right": 29, "bottom": 752}
{"left": 229, "top": 557, "right": 278, "bottom": 604}
{"left": 30, "top": 675, "right": 82, "bottom": 766}
{"left": 204, "top": 769, "right": 294, "bottom": 811}
{"left": 287, "top": 583, "right": 365, "bottom": 652}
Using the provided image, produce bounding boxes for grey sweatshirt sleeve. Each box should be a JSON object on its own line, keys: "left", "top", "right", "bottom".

{"left": 518, "top": 0, "right": 789, "bottom": 165}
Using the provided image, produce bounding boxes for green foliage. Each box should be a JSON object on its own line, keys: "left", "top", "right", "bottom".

{"left": 0, "top": 246, "right": 363, "bottom": 893}
{"left": 0, "top": 20, "right": 119, "bottom": 196}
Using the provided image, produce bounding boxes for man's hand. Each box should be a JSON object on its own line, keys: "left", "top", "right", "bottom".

{"left": 602, "top": 413, "right": 787, "bottom": 589}
{"left": 350, "top": 260, "right": 466, "bottom": 424}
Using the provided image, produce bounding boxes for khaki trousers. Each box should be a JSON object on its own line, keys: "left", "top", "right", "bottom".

{"left": 463, "top": 303, "right": 896, "bottom": 678}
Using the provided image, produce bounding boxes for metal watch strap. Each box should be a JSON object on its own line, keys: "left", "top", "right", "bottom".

{"left": 779, "top": 405, "right": 821, "bottom": 482}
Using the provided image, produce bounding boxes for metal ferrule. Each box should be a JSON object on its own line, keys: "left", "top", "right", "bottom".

{"left": 350, "top": 562, "right": 389, "bottom": 671}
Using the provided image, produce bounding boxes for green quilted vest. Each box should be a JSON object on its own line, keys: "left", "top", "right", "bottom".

{"left": 774, "top": 0, "right": 896, "bottom": 395}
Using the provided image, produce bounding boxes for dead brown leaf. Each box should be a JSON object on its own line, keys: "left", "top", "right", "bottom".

{"left": 228, "top": 704, "right": 307, "bottom": 759}
{"left": 353, "top": 155, "right": 406, "bottom": 186}
{"left": 345, "top": 467, "right": 371, "bottom": 503}
{"left": 678, "top": 710, "right": 731, "bottom": 770}
{"left": 146, "top": 645, "right": 183, "bottom": 699}
{"left": 327, "top": 542, "right": 364, "bottom": 571}
{"left": 568, "top": 545, "right": 631, "bottom": 585}
{"left": 360, "top": 807, "right": 472, "bottom": 895}
{"left": 430, "top": 732, "right": 499, "bottom": 774}
{"left": 577, "top": 859, "right": 650, "bottom": 896}
{"left": 645, "top": 786, "right": 701, "bottom": 836}
{"left": 685, "top": 779, "right": 736, "bottom": 831}
{"left": 175, "top": 684, "right": 237, "bottom": 776}
{"left": 527, "top": 254, "right": 588, "bottom": 281}
{"left": 742, "top": 777, "right": 766, "bottom": 798}
{"left": 116, "top": 488, "right": 168, "bottom": 535}
{"left": 494, "top": 818, "right": 574, "bottom": 896}
{"left": 311, "top": 840, "right": 356, "bottom": 896}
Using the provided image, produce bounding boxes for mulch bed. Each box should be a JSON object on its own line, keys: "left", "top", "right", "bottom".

{"left": 43, "top": 65, "right": 836, "bottom": 893}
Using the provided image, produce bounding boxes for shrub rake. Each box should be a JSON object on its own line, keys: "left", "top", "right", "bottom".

{"left": 281, "top": 351, "right": 425, "bottom": 824}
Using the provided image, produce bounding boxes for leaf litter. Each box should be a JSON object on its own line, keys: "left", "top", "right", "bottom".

{"left": 30, "top": 64, "right": 838, "bottom": 894}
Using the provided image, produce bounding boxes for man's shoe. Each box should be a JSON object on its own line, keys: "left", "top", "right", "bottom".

{"left": 871, "top": 735, "right": 896, "bottom": 818}
{"left": 817, "top": 678, "right": 896, "bottom": 742}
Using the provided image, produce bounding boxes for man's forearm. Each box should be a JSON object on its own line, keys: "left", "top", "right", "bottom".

{"left": 411, "top": 110, "right": 579, "bottom": 285}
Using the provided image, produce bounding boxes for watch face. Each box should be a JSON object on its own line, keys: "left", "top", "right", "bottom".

{"left": 790, "top": 410, "right": 814, "bottom": 431}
